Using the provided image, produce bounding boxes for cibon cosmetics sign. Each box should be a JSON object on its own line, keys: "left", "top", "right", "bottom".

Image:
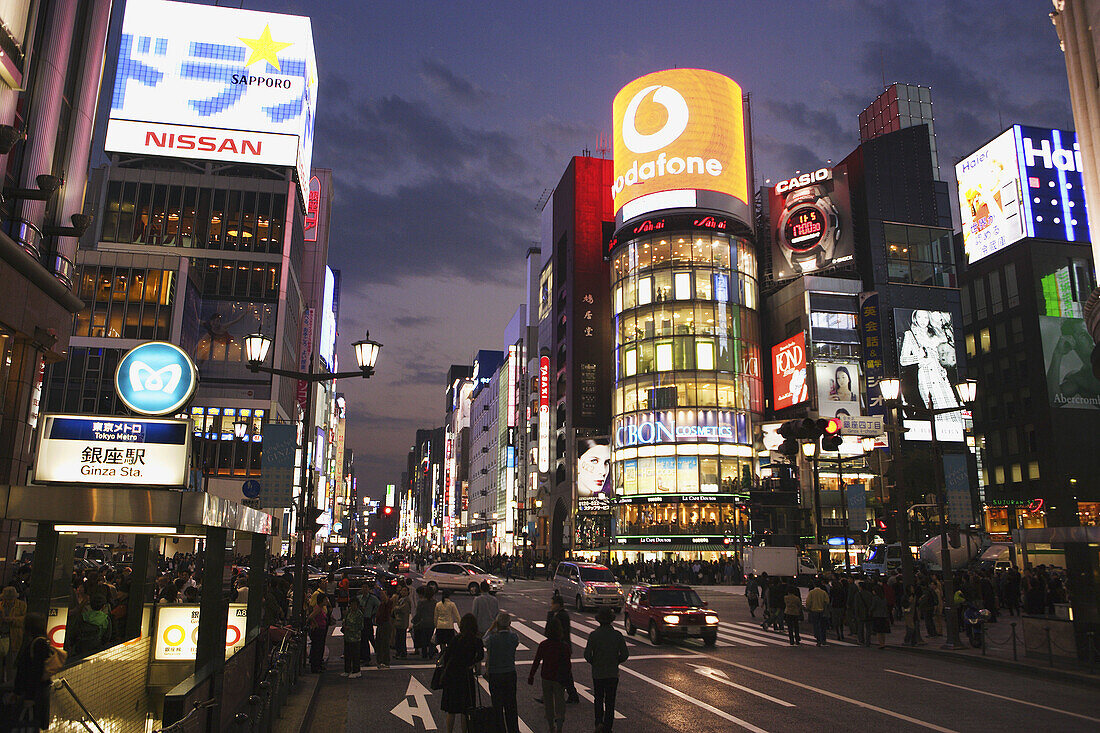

{"left": 771, "top": 333, "right": 808, "bottom": 410}
{"left": 956, "top": 125, "right": 1090, "bottom": 264}
{"left": 104, "top": 0, "right": 317, "bottom": 207}
{"left": 154, "top": 604, "right": 248, "bottom": 661}
{"left": 612, "top": 69, "right": 748, "bottom": 225}
{"left": 35, "top": 415, "right": 190, "bottom": 486}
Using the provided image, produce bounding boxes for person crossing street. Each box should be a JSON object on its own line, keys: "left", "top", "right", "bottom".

{"left": 584, "top": 606, "right": 629, "bottom": 733}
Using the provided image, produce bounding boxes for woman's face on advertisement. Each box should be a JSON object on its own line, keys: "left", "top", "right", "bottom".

{"left": 836, "top": 369, "right": 850, "bottom": 390}
{"left": 914, "top": 310, "right": 930, "bottom": 328}
{"left": 578, "top": 444, "right": 611, "bottom": 494}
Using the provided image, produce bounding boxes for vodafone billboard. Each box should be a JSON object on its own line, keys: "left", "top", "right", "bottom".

{"left": 771, "top": 333, "right": 808, "bottom": 411}
{"left": 612, "top": 69, "right": 749, "bottom": 226}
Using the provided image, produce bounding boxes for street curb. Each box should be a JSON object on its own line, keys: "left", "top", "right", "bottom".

{"left": 888, "top": 643, "right": 1100, "bottom": 686}
{"left": 298, "top": 673, "right": 322, "bottom": 733}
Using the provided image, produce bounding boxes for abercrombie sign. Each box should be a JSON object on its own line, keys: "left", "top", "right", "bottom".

{"left": 614, "top": 410, "right": 747, "bottom": 448}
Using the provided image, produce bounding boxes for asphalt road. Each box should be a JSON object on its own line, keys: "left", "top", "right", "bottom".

{"left": 307, "top": 579, "right": 1099, "bottom": 732}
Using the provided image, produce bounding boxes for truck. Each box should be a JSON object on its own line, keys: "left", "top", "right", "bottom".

{"left": 860, "top": 543, "right": 916, "bottom": 575}
{"left": 741, "top": 546, "right": 818, "bottom": 578}
{"left": 918, "top": 531, "right": 985, "bottom": 570}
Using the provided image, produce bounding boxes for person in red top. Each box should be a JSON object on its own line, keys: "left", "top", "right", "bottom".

{"left": 528, "top": 618, "right": 570, "bottom": 733}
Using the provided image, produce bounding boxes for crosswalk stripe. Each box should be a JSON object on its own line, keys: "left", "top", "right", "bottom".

{"left": 732, "top": 622, "right": 859, "bottom": 647}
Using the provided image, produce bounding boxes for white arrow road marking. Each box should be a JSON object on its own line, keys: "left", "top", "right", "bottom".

{"left": 573, "top": 682, "right": 625, "bottom": 719}
{"left": 617, "top": 665, "right": 770, "bottom": 733}
{"left": 331, "top": 626, "right": 343, "bottom": 637}
{"left": 476, "top": 677, "right": 535, "bottom": 733}
{"left": 690, "top": 665, "right": 794, "bottom": 707}
{"left": 884, "top": 669, "right": 1100, "bottom": 724}
{"left": 389, "top": 675, "right": 438, "bottom": 730}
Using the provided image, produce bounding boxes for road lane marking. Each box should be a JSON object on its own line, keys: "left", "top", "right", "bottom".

{"left": 884, "top": 669, "right": 1100, "bottom": 724}
{"left": 477, "top": 677, "right": 536, "bottom": 733}
{"left": 573, "top": 682, "right": 626, "bottom": 719}
{"left": 690, "top": 664, "right": 795, "bottom": 707}
{"left": 382, "top": 653, "right": 701, "bottom": 670}
{"left": 707, "top": 658, "right": 957, "bottom": 733}
{"left": 732, "top": 621, "right": 859, "bottom": 647}
{"left": 390, "top": 675, "right": 437, "bottom": 730}
{"left": 618, "top": 664, "right": 770, "bottom": 733}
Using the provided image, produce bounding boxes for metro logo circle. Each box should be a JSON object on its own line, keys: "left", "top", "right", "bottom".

{"left": 114, "top": 341, "right": 198, "bottom": 416}
{"left": 612, "top": 69, "right": 747, "bottom": 223}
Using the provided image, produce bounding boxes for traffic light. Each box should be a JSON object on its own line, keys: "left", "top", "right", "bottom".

{"left": 819, "top": 417, "right": 842, "bottom": 451}
{"left": 383, "top": 506, "right": 393, "bottom": 515}
{"left": 303, "top": 505, "right": 324, "bottom": 527}
{"left": 776, "top": 420, "right": 800, "bottom": 457}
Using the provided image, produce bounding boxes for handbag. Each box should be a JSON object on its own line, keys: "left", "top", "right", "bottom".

{"left": 42, "top": 639, "right": 66, "bottom": 680}
{"left": 466, "top": 674, "right": 503, "bottom": 732}
{"left": 430, "top": 655, "right": 446, "bottom": 690}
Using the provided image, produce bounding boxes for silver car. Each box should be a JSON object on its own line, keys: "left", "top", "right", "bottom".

{"left": 553, "top": 561, "right": 624, "bottom": 611}
{"left": 422, "top": 562, "right": 503, "bottom": 594}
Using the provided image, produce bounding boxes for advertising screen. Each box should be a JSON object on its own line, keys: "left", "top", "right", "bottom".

{"left": 612, "top": 69, "right": 748, "bottom": 225}
{"left": 153, "top": 604, "right": 248, "bottom": 661}
{"left": 815, "top": 361, "right": 862, "bottom": 419}
{"left": 319, "top": 267, "right": 337, "bottom": 370}
{"left": 957, "top": 125, "right": 1090, "bottom": 264}
{"left": 1039, "top": 316, "right": 1100, "bottom": 409}
{"left": 105, "top": 0, "right": 317, "bottom": 208}
{"left": 893, "top": 309, "right": 964, "bottom": 441}
{"left": 577, "top": 437, "right": 612, "bottom": 512}
{"left": 769, "top": 163, "right": 855, "bottom": 280}
{"left": 35, "top": 415, "right": 190, "bottom": 486}
{"left": 771, "top": 333, "right": 808, "bottom": 410}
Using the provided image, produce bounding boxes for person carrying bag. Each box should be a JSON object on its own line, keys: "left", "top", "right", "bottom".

{"left": 5, "top": 613, "right": 61, "bottom": 732}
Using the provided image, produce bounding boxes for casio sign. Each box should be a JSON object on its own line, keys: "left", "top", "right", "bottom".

{"left": 775, "top": 167, "right": 832, "bottom": 195}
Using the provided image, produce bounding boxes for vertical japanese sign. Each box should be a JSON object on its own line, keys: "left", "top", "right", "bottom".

{"left": 859, "top": 293, "right": 885, "bottom": 418}
{"left": 942, "top": 453, "right": 974, "bottom": 526}
{"left": 297, "top": 308, "right": 314, "bottom": 408}
{"left": 538, "top": 355, "right": 550, "bottom": 473}
{"left": 846, "top": 482, "right": 866, "bottom": 531}
{"left": 260, "top": 423, "right": 296, "bottom": 507}
{"left": 305, "top": 175, "right": 320, "bottom": 241}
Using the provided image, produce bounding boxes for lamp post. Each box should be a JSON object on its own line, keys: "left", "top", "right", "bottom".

{"left": 245, "top": 330, "right": 381, "bottom": 619}
{"left": 801, "top": 439, "right": 823, "bottom": 569}
{"left": 879, "top": 375, "right": 977, "bottom": 650}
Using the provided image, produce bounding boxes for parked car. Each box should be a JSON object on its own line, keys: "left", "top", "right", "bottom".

{"left": 274, "top": 564, "right": 327, "bottom": 584}
{"left": 373, "top": 567, "right": 405, "bottom": 593}
{"left": 553, "top": 561, "right": 624, "bottom": 612}
{"left": 421, "top": 562, "right": 503, "bottom": 594}
{"left": 332, "top": 565, "right": 378, "bottom": 592}
{"left": 389, "top": 556, "right": 411, "bottom": 574}
{"left": 624, "top": 584, "right": 719, "bottom": 646}
{"left": 74, "top": 545, "right": 113, "bottom": 567}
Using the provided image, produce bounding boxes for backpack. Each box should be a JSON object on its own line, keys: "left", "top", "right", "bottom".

{"left": 83, "top": 606, "right": 110, "bottom": 642}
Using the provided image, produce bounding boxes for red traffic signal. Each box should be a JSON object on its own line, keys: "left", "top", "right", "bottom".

{"left": 383, "top": 506, "right": 393, "bottom": 515}
{"left": 820, "top": 417, "right": 842, "bottom": 435}
{"left": 818, "top": 416, "right": 843, "bottom": 451}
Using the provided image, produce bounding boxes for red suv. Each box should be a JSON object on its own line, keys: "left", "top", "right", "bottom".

{"left": 624, "top": 584, "right": 719, "bottom": 646}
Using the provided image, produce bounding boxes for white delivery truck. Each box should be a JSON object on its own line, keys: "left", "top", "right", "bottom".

{"left": 742, "top": 546, "right": 818, "bottom": 578}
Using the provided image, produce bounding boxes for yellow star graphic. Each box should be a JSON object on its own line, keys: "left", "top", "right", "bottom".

{"left": 239, "top": 25, "right": 292, "bottom": 72}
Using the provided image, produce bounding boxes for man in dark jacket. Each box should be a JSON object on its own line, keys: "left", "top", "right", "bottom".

{"left": 545, "top": 595, "right": 578, "bottom": 703}
{"left": 584, "top": 607, "right": 629, "bottom": 733}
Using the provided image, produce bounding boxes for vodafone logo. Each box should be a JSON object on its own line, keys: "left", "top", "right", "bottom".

{"left": 621, "top": 85, "right": 689, "bottom": 154}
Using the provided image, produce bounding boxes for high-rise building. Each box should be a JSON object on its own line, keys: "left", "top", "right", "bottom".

{"left": 0, "top": 0, "right": 114, "bottom": 575}
{"left": 858, "top": 83, "right": 939, "bottom": 177}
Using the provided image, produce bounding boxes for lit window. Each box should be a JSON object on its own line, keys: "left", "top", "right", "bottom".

{"left": 674, "top": 272, "right": 692, "bottom": 300}
{"left": 1011, "top": 464, "right": 1022, "bottom": 483}
{"left": 810, "top": 312, "right": 857, "bottom": 330}
{"left": 696, "top": 340, "right": 715, "bottom": 370}
{"left": 965, "top": 334, "right": 976, "bottom": 358}
{"left": 1028, "top": 462, "right": 1040, "bottom": 480}
{"left": 638, "top": 277, "right": 652, "bottom": 306}
{"left": 979, "top": 328, "right": 991, "bottom": 353}
{"left": 994, "top": 466, "right": 1005, "bottom": 484}
{"left": 656, "top": 342, "right": 673, "bottom": 371}
{"left": 614, "top": 286, "right": 623, "bottom": 314}
{"left": 625, "top": 349, "right": 637, "bottom": 377}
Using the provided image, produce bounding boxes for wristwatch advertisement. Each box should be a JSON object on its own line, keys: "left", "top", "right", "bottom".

{"left": 769, "top": 163, "right": 854, "bottom": 281}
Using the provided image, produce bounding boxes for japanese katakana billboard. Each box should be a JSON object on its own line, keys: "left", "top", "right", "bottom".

{"left": 34, "top": 415, "right": 191, "bottom": 486}
{"left": 104, "top": 0, "right": 317, "bottom": 208}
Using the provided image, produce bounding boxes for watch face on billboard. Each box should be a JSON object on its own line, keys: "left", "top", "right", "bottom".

{"left": 105, "top": 0, "right": 317, "bottom": 208}
{"left": 577, "top": 437, "right": 612, "bottom": 512}
{"left": 893, "top": 308, "right": 964, "bottom": 442}
{"left": 815, "top": 362, "right": 862, "bottom": 419}
{"left": 771, "top": 333, "right": 808, "bottom": 410}
{"left": 612, "top": 69, "right": 748, "bottom": 226}
{"left": 957, "top": 125, "right": 1090, "bottom": 264}
{"left": 769, "top": 164, "right": 855, "bottom": 281}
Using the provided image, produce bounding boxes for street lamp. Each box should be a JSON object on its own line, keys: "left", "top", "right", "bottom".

{"left": 800, "top": 439, "right": 824, "bottom": 567}
{"left": 244, "top": 330, "right": 382, "bottom": 618}
{"left": 880, "top": 375, "right": 977, "bottom": 650}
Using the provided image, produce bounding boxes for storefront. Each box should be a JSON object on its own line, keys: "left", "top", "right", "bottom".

{"left": 983, "top": 498, "right": 1049, "bottom": 540}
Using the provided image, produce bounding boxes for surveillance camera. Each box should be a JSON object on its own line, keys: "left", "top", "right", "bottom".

{"left": 36, "top": 174, "right": 63, "bottom": 194}
{"left": 70, "top": 213, "right": 94, "bottom": 233}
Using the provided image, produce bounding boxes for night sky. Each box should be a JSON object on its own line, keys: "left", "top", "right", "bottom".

{"left": 232, "top": 0, "right": 1074, "bottom": 500}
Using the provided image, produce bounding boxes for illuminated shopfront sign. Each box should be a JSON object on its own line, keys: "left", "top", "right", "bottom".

{"left": 613, "top": 410, "right": 746, "bottom": 449}
{"left": 616, "top": 493, "right": 742, "bottom": 505}
{"left": 613, "top": 535, "right": 738, "bottom": 547}
{"left": 105, "top": 0, "right": 317, "bottom": 208}
{"left": 35, "top": 414, "right": 190, "bottom": 486}
{"left": 154, "top": 604, "right": 248, "bottom": 661}
{"left": 612, "top": 68, "right": 748, "bottom": 225}
{"left": 771, "top": 333, "right": 808, "bottom": 410}
{"left": 538, "top": 355, "right": 550, "bottom": 472}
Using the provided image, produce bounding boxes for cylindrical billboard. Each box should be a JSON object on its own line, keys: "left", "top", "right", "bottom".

{"left": 612, "top": 69, "right": 748, "bottom": 228}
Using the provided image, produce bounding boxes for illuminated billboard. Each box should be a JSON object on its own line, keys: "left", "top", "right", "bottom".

{"left": 771, "top": 333, "right": 808, "bottom": 411}
{"left": 612, "top": 69, "right": 748, "bottom": 226}
{"left": 893, "top": 308, "right": 964, "bottom": 442}
{"left": 815, "top": 361, "right": 862, "bottom": 419}
{"left": 769, "top": 163, "right": 855, "bottom": 280}
{"left": 577, "top": 437, "right": 612, "bottom": 512}
{"left": 956, "top": 125, "right": 1090, "bottom": 264}
{"left": 105, "top": 0, "right": 317, "bottom": 208}
{"left": 1039, "top": 316, "right": 1100, "bottom": 409}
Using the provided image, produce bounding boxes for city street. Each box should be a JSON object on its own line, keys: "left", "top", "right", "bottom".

{"left": 307, "top": 580, "right": 1099, "bottom": 732}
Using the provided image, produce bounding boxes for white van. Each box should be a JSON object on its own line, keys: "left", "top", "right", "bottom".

{"left": 553, "top": 561, "right": 624, "bottom": 612}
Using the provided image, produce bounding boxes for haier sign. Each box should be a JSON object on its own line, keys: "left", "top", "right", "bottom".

{"left": 956, "top": 125, "right": 1090, "bottom": 264}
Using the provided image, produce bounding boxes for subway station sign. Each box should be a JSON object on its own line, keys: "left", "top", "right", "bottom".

{"left": 34, "top": 414, "right": 190, "bottom": 486}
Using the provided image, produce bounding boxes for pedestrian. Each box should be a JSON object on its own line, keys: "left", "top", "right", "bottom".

{"left": 902, "top": 586, "right": 923, "bottom": 646}
{"left": 358, "top": 583, "right": 380, "bottom": 666}
{"left": 412, "top": 586, "right": 436, "bottom": 658}
{"left": 375, "top": 589, "right": 394, "bottom": 669}
{"left": 1, "top": 585, "right": 27, "bottom": 684}
{"left": 341, "top": 596, "right": 365, "bottom": 678}
{"left": 440, "top": 613, "right": 484, "bottom": 733}
{"left": 544, "top": 595, "right": 578, "bottom": 703}
{"left": 920, "top": 583, "right": 939, "bottom": 638}
{"left": 783, "top": 584, "right": 803, "bottom": 646}
{"left": 584, "top": 606, "right": 629, "bottom": 733}
{"left": 529, "top": 618, "right": 571, "bottom": 733}
{"left": 335, "top": 572, "right": 351, "bottom": 619}
{"left": 307, "top": 595, "right": 328, "bottom": 673}
{"left": 11, "top": 612, "right": 59, "bottom": 731}
{"left": 829, "top": 578, "right": 847, "bottom": 642}
{"left": 393, "top": 585, "right": 412, "bottom": 659}
{"left": 853, "top": 582, "right": 874, "bottom": 647}
{"left": 435, "top": 589, "right": 461, "bottom": 651}
{"left": 806, "top": 580, "right": 829, "bottom": 647}
{"left": 870, "top": 586, "right": 891, "bottom": 649}
{"left": 484, "top": 612, "right": 520, "bottom": 733}
{"left": 744, "top": 575, "right": 760, "bottom": 618}
{"left": 766, "top": 577, "right": 786, "bottom": 632}
{"left": 472, "top": 581, "right": 499, "bottom": 640}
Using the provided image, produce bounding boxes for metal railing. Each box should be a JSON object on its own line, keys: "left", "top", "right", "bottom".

{"left": 53, "top": 678, "right": 107, "bottom": 733}
{"left": 972, "top": 618, "right": 1100, "bottom": 674}
{"left": 155, "top": 698, "right": 218, "bottom": 733}
{"left": 235, "top": 625, "right": 307, "bottom": 732}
